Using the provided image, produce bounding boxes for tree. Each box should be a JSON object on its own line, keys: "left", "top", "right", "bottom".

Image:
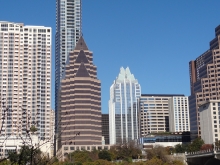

{"left": 200, "top": 144, "right": 213, "bottom": 151}
{"left": 146, "top": 145, "right": 169, "bottom": 163}
{"left": 145, "top": 157, "right": 164, "bottom": 165}
{"left": 113, "top": 140, "right": 142, "bottom": 160}
{"left": 187, "top": 137, "right": 204, "bottom": 152}
{"left": 174, "top": 144, "right": 189, "bottom": 153}
{"left": 30, "top": 125, "right": 38, "bottom": 133}
{"left": 98, "top": 150, "right": 111, "bottom": 161}
{"left": 8, "top": 145, "right": 50, "bottom": 165}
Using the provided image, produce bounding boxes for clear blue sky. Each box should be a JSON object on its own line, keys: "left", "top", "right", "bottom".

{"left": 1, "top": 0, "right": 220, "bottom": 113}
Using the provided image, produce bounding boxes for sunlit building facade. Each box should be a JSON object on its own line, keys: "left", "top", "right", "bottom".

{"left": 169, "top": 96, "right": 190, "bottom": 132}
{"left": 55, "top": 0, "right": 82, "bottom": 133}
{"left": 109, "top": 67, "right": 141, "bottom": 144}
{"left": 189, "top": 25, "right": 220, "bottom": 140}
{"left": 0, "top": 21, "right": 51, "bottom": 140}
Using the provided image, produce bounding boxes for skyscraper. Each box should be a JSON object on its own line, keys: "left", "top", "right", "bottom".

{"left": 0, "top": 21, "right": 51, "bottom": 140}
{"left": 189, "top": 25, "right": 220, "bottom": 140}
{"left": 55, "top": 0, "right": 82, "bottom": 132}
{"left": 58, "top": 36, "right": 102, "bottom": 150}
{"left": 109, "top": 67, "right": 141, "bottom": 145}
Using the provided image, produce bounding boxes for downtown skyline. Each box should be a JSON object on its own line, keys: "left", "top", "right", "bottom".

{"left": 1, "top": 0, "right": 220, "bottom": 114}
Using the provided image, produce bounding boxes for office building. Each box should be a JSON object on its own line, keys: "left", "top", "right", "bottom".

{"left": 0, "top": 21, "right": 51, "bottom": 141}
{"left": 109, "top": 67, "right": 141, "bottom": 145}
{"left": 138, "top": 94, "right": 185, "bottom": 137}
{"left": 102, "top": 114, "right": 109, "bottom": 145}
{"left": 139, "top": 132, "right": 190, "bottom": 149}
{"left": 199, "top": 100, "right": 220, "bottom": 144}
{"left": 57, "top": 36, "right": 102, "bottom": 150}
{"left": 55, "top": 0, "right": 82, "bottom": 133}
{"left": 169, "top": 96, "right": 190, "bottom": 132}
{"left": 189, "top": 25, "right": 220, "bottom": 140}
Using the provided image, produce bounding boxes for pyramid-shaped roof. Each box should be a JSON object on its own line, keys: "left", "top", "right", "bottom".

{"left": 75, "top": 50, "right": 89, "bottom": 63}
{"left": 74, "top": 36, "right": 89, "bottom": 50}
{"left": 75, "top": 62, "right": 90, "bottom": 77}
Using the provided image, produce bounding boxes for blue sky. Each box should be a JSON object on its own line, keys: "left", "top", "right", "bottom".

{"left": 1, "top": 0, "right": 220, "bottom": 113}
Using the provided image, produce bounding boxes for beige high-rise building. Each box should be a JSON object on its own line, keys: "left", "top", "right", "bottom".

{"left": 0, "top": 21, "right": 51, "bottom": 141}
{"left": 138, "top": 94, "right": 185, "bottom": 137}
{"left": 189, "top": 25, "right": 220, "bottom": 140}
{"left": 57, "top": 36, "right": 102, "bottom": 150}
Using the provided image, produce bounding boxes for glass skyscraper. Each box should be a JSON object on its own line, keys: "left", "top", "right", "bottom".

{"left": 109, "top": 67, "right": 141, "bottom": 144}
{"left": 55, "top": 0, "right": 82, "bottom": 132}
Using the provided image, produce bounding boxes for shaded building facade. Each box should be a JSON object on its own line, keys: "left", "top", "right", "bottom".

{"left": 109, "top": 67, "right": 141, "bottom": 144}
{"left": 58, "top": 36, "right": 102, "bottom": 149}
{"left": 102, "top": 114, "right": 109, "bottom": 145}
{"left": 189, "top": 25, "right": 220, "bottom": 140}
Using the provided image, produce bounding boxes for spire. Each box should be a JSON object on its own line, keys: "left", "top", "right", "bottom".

{"left": 75, "top": 62, "right": 90, "bottom": 77}
{"left": 116, "top": 66, "right": 136, "bottom": 81}
{"left": 74, "top": 36, "right": 89, "bottom": 50}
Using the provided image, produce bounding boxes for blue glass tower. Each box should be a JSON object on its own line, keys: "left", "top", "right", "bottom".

{"left": 109, "top": 67, "right": 141, "bottom": 144}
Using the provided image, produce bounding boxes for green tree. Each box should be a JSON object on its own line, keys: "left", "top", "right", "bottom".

{"left": 98, "top": 150, "right": 111, "bottom": 161}
{"left": 113, "top": 140, "right": 142, "bottom": 160}
{"left": 30, "top": 125, "right": 38, "bottom": 133}
{"left": 8, "top": 145, "right": 48, "bottom": 165}
{"left": 174, "top": 144, "right": 188, "bottom": 153}
{"left": 187, "top": 137, "right": 204, "bottom": 152}
{"left": 145, "top": 157, "right": 163, "bottom": 165}
{"left": 146, "top": 145, "right": 169, "bottom": 162}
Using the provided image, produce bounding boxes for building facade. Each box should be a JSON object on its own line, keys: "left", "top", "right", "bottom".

{"left": 109, "top": 67, "right": 141, "bottom": 145}
{"left": 0, "top": 21, "right": 51, "bottom": 141}
{"left": 138, "top": 94, "right": 185, "bottom": 137}
{"left": 189, "top": 25, "right": 220, "bottom": 140}
{"left": 102, "top": 114, "right": 109, "bottom": 145}
{"left": 199, "top": 100, "right": 220, "bottom": 144}
{"left": 50, "top": 109, "right": 55, "bottom": 156}
{"left": 55, "top": 0, "right": 82, "bottom": 133}
{"left": 139, "top": 132, "right": 190, "bottom": 149}
{"left": 58, "top": 36, "right": 102, "bottom": 150}
{"left": 169, "top": 96, "right": 190, "bottom": 132}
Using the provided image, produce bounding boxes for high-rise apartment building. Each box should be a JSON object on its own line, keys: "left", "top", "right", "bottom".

{"left": 189, "top": 25, "right": 220, "bottom": 140}
{"left": 50, "top": 109, "right": 55, "bottom": 155}
{"left": 199, "top": 100, "right": 220, "bottom": 144}
{"left": 57, "top": 36, "right": 102, "bottom": 150}
{"left": 55, "top": 0, "right": 82, "bottom": 132}
{"left": 169, "top": 96, "right": 190, "bottom": 132}
{"left": 109, "top": 67, "right": 141, "bottom": 145}
{"left": 138, "top": 94, "right": 185, "bottom": 137}
{"left": 102, "top": 114, "right": 109, "bottom": 145}
{"left": 0, "top": 21, "right": 51, "bottom": 140}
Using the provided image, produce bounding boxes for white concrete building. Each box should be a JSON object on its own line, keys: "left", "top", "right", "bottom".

{"left": 109, "top": 67, "right": 141, "bottom": 144}
{"left": 0, "top": 21, "right": 52, "bottom": 154}
{"left": 199, "top": 100, "right": 220, "bottom": 144}
{"left": 169, "top": 96, "right": 190, "bottom": 132}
